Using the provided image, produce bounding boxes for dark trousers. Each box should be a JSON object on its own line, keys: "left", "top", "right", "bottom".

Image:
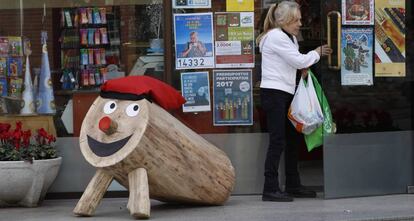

{"left": 261, "top": 88, "right": 301, "bottom": 193}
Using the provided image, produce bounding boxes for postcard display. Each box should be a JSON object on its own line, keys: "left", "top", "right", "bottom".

{"left": 341, "top": 0, "right": 374, "bottom": 86}
{"left": 60, "top": 7, "right": 121, "bottom": 90}
{"left": 374, "top": 0, "right": 405, "bottom": 77}
{"left": 0, "top": 36, "right": 24, "bottom": 98}
{"left": 341, "top": 0, "right": 406, "bottom": 85}
{"left": 173, "top": 0, "right": 255, "bottom": 127}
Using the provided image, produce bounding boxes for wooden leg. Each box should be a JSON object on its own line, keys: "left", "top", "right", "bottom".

{"left": 73, "top": 169, "right": 113, "bottom": 216}
{"left": 128, "top": 168, "right": 150, "bottom": 219}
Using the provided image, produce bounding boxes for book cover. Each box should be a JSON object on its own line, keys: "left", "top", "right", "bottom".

{"left": 7, "top": 57, "right": 23, "bottom": 77}
{"left": 0, "top": 77, "right": 7, "bottom": 96}
{"left": 8, "top": 36, "right": 23, "bottom": 56}
{"left": 0, "top": 57, "right": 6, "bottom": 76}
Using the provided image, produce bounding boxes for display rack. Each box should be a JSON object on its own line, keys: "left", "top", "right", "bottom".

{"left": 59, "top": 6, "right": 121, "bottom": 91}
{"left": 0, "top": 36, "right": 24, "bottom": 96}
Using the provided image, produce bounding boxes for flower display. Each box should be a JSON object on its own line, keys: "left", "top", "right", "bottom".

{"left": 0, "top": 121, "right": 58, "bottom": 162}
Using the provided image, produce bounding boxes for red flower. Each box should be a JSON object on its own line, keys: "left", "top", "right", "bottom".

{"left": 36, "top": 128, "right": 54, "bottom": 146}
{"left": 22, "top": 130, "right": 31, "bottom": 147}
{"left": 0, "top": 121, "right": 57, "bottom": 161}
{"left": 46, "top": 135, "right": 56, "bottom": 145}
{"left": 38, "top": 128, "right": 48, "bottom": 137}
{"left": 0, "top": 123, "right": 11, "bottom": 133}
{"left": 10, "top": 122, "right": 24, "bottom": 150}
{"left": 15, "top": 121, "right": 22, "bottom": 131}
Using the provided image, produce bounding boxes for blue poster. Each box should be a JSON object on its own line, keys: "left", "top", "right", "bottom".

{"left": 181, "top": 71, "right": 211, "bottom": 112}
{"left": 174, "top": 13, "right": 215, "bottom": 69}
{"left": 213, "top": 69, "right": 253, "bottom": 126}
{"left": 341, "top": 27, "right": 374, "bottom": 86}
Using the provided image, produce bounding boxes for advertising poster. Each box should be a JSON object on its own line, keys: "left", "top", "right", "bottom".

{"left": 226, "top": 0, "right": 254, "bottom": 12}
{"left": 374, "top": 0, "right": 405, "bottom": 77}
{"left": 342, "top": 0, "right": 374, "bottom": 25}
{"left": 181, "top": 71, "right": 211, "bottom": 112}
{"left": 174, "top": 13, "right": 215, "bottom": 70}
{"left": 173, "top": 0, "right": 211, "bottom": 9}
{"left": 215, "top": 12, "right": 255, "bottom": 68}
{"left": 341, "top": 28, "right": 374, "bottom": 86}
{"left": 213, "top": 69, "right": 253, "bottom": 126}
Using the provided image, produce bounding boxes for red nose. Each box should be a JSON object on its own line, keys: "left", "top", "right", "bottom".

{"left": 99, "top": 116, "right": 117, "bottom": 135}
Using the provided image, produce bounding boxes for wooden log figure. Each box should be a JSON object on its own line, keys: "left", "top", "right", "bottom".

{"left": 73, "top": 76, "right": 236, "bottom": 219}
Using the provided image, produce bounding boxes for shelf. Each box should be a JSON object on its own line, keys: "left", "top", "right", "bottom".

{"left": 55, "top": 88, "right": 101, "bottom": 96}
{"left": 62, "top": 45, "right": 110, "bottom": 49}
{"left": 59, "top": 6, "right": 120, "bottom": 92}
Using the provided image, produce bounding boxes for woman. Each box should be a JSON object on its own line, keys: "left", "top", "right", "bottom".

{"left": 257, "top": 1, "right": 332, "bottom": 202}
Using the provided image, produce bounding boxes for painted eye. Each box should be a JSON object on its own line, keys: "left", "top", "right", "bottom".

{"left": 125, "top": 103, "right": 140, "bottom": 117}
{"left": 103, "top": 101, "right": 117, "bottom": 114}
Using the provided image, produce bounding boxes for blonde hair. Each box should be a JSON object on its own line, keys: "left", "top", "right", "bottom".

{"left": 256, "top": 1, "right": 301, "bottom": 45}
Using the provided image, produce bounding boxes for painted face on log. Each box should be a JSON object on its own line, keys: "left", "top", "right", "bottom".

{"left": 79, "top": 97, "right": 149, "bottom": 167}
{"left": 87, "top": 99, "right": 140, "bottom": 157}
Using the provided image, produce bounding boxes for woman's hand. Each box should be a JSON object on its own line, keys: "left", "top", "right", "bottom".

{"left": 301, "top": 68, "right": 308, "bottom": 79}
{"left": 315, "top": 44, "right": 333, "bottom": 56}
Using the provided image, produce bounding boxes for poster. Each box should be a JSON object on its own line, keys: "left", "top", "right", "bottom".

{"left": 341, "top": 28, "right": 374, "bottom": 86}
{"left": 174, "top": 13, "right": 215, "bottom": 70}
{"left": 173, "top": 0, "right": 211, "bottom": 9}
{"left": 215, "top": 12, "right": 255, "bottom": 68}
{"left": 213, "top": 69, "right": 253, "bottom": 126}
{"left": 226, "top": 0, "right": 254, "bottom": 12}
{"left": 181, "top": 71, "right": 211, "bottom": 112}
{"left": 374, "top": 0, "right": 405, "bottom": 77}
{"left": 342, "top": 0, "right": 374, "bottom": 25}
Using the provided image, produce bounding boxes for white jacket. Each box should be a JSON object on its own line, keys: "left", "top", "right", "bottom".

{"left": 259, "top": 28, "right": 320, "bottom": 94}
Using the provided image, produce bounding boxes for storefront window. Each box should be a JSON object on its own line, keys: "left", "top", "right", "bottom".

{"left": 0, "top": 0, "right": 164, "bottom": 135}
{"left": 0, "top": 0, "right": 412, "bottom": 137}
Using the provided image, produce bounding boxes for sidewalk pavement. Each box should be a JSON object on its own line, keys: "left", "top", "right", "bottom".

{"left": 1, "top": 194, "right": 414, "bottom": 221}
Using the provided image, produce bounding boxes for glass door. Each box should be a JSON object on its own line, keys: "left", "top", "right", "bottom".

{"left": 316, "top": 0, "right": 414, "bottom": 198}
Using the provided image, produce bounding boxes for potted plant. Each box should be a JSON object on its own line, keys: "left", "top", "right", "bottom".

{"left": 0, "top": 121, "right": 62, "bottom": 207}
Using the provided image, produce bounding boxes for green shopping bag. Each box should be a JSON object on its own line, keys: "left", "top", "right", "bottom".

{"left": 304, "top": 70, "right": 334, "bottom": 151}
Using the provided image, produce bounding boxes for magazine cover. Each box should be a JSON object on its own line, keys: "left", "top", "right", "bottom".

{"left": 342, "top": 0, "right": 374, "bottom": 25}
{"left": 215, "top": 12, "right": 255, "bottom": 68}
{"left": 173, "top": 0, "right": 211, "bottom": 8}
{"left": 8, "top": 36, "right": 23, "bottom": 57}
{"left": 174, "top": 13, "right": 215, "bottom": 70}
{"left": 341, "top": 27, "right": 374, "bottom": 86}
{"left": 181, "top": 71, "right": 211, "bottom": 112}
{"left": 374, "top": 0, "right": 405, "bottom": 77}
{"left": 9, "top": 77, "right": 23, "bottom": 98}
{"left": 0, "top": 37, "right": 9, "bottom": 56}
{"left": 213, "top": 69, "right": 253, "bottom": 126}
{"left": 0, "top": 77, "right": 7, "bottom": 96}
{"left": 0, "top": 57, "right": 6, "bottom": 76}
{"left": 7, "top": 57, "right": 23, "bottom": 77}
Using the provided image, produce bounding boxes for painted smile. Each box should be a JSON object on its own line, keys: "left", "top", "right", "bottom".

{"left": 87, "top": 135, "right": 133, "bottom": 157}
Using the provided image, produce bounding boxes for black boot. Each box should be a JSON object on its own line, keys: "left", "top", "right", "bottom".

{"left": 285, "top": 185, "right": 317, "bottom": 198}
{"left": 262, "top": 191, "right": 294, "bottom": 202}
